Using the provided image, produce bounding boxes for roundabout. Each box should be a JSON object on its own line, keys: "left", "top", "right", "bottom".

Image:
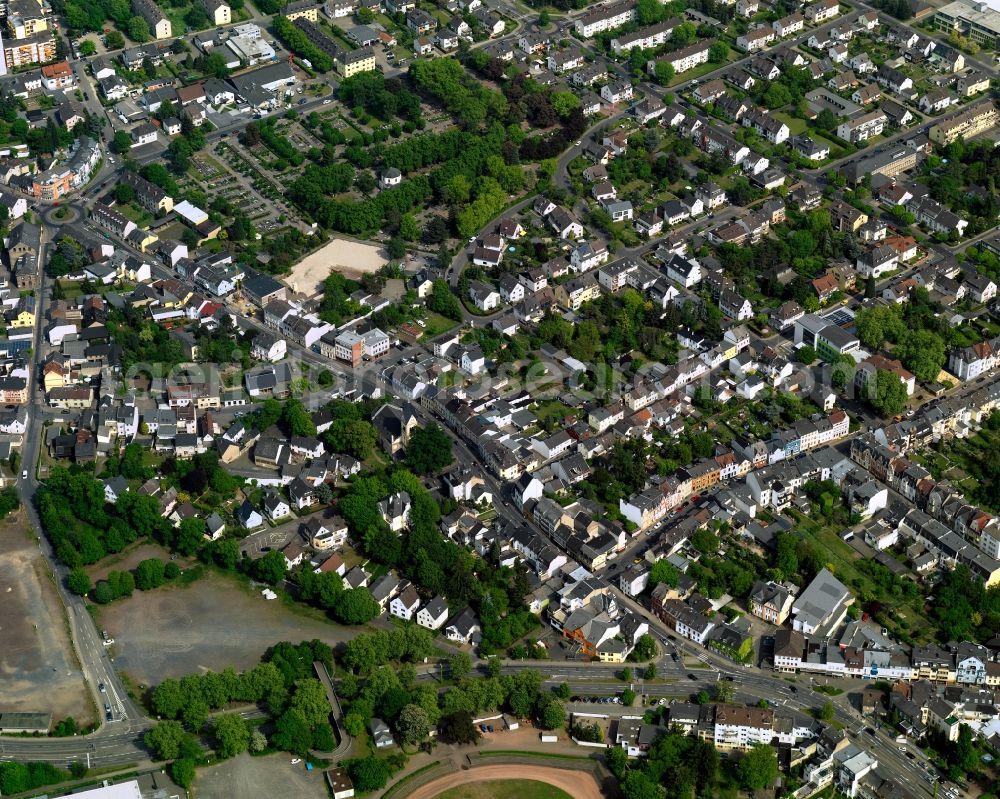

{"left": 406, "top": 765, "right": 603, "bottom": 799}
{"left": 42, "top": 202, "right": 83, "bottom": 226}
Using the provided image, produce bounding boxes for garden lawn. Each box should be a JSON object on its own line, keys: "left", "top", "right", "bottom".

{"left": 771, "top": 111, "right": 807, "bottom": 136}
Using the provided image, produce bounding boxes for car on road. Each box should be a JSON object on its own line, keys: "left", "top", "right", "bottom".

{"left": 21, "top": 470, "right": 27, "bottom": 479}
{"left": 322, "top": 99, "right": 332, "bottom": 105}
{"left": 298, "top": 99, "right": 306, "bottom": 105}
{"left": 865, "top": 727, "right": 876, "bottom": 736}
{"left": 687, "top": 673, "right": 698, "bottom": 681}
{"left": 105, "top": 710, "right": 112, "bottom": 721}
{"left": 671, "top": 653, "right": 679, "bottom": 662}
{"left": 906, "top": 752, "right": 916, "bottom": 760}
{"left": 99, "top": 683, "right": 106, "bottom": 692}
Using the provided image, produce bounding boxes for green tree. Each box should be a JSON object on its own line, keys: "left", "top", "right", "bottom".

{"left": 135, "top": 558, "right": 166, "bottom": 590}
{"left": 171, "top": 759, "right": 195, "bottom": 788}
{"left": 539, "top": 699, "right": 565, "bottom": 730}
{"left": 396, "top": 703, "right": 430, "bottom": 745}
{"left": 865, "top": 274, "right": 876, "bottom": 298}
{"left": 555, "top": 682, "right": 571, "bottom": 699}
{"left": 175, "top": 517, "right": 206, "bottom": 556}
{"left": 869, "top": 369, "right": 908, "bottom": 417}
{"left": 249, "top": 728, "right": 267, "bottom": 752}
{"left": 438, "top": 710, "right": 479, "bottom": 744}
{"left": 448, "top": 652, "right": 472, "bottom": 681}
{"left": 213, "top": 714, "right": 250, "bottom": 758}
{"left": 551, "top": 91, "right": 580, "bottom": 119}
{"left": 67, "top": 567, "right": 91, "bottom": 596}
{"left": 272, "top": 709, "right": 313, "bottom": 755}
{"left": 253, "top": 550, "right": 288, "bottom": 586}
{"left": 405, "top": 424, "right": 455, "bottom": 474}
{"left": 714, "top": 680, "right": 736, "bottom": 703}
{"left": 289, "top": 678, "right": 331, "bottom": 727}
{"left": 112, "top": 130, "right": 132, "bottom": 153}
{"left": 854, "top": 305, "right": 905, "bottom": 350}
{"left": 387, "top": 237, "right": 407, "bottom": 259}
{"left": 709, "top": 41, "right": 729, "bottom": 62}
{"left": 325, "top": 419, "right": 377, "bottom": 460}
{"left": 114, "top": 183, "right": 135, "bottom": 204}
{"left": 282, "top": 399, "right": 317, "bottom": 437}
{"left": 145, "top": 721, "right": 187, "bottom": 760}
{"left": 126, "top": 15, "right": 149, "bottom": 42}
{"left": 738, "top": 744, "right": 779, "bottom": 791}
{"left": 897, "top": 329, "right": 946, "bottom": 383}
{"left": 820, "top": 701, "right": 835, "bottom": 721}
{"left": 797, "top": 345, "right": 817, "bottom": 365}
{"left": 348, "top": 757, "right": 391, "bottom": 792}
{"left": 254, "top": 398, "right": 283, "bottom": 430}
{"left": 649, "top": 560, "right": 678, "bottom": 587}
{"left": 622, "top": 688, "right": 636, "bottom": 706}
{"left": 332, "top": 587, "right": 379, "bottom": 624}
{"left": 622, "top": 771, "right": 665, "bottom": 799}
{"left": 606, "top": 745, "right": 628, "bottom": 780}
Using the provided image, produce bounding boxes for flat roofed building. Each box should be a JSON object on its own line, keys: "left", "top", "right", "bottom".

{"left": 935, "top": 0, "right": 1000, "bottom": 48}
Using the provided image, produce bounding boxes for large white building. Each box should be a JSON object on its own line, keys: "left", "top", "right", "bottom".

{"left": 575, "top": 0, "right": 636, "bottom": 37}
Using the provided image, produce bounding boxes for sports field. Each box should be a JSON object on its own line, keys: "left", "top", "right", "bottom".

{"left": 410, "top": 766, "right": 600, "bottom": 799}
{"left": 433, "top": 779, "right": 573, "bottom": 799}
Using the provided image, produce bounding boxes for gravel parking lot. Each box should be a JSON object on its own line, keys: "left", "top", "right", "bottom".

{"left": 195, "top": 752, "right": 326, "bottom": 799}
{"left": 101, "top": 572, "right": 358, "bottom": 685}
{"left": 0, "top": 512, "right": 91, "bottom": 723}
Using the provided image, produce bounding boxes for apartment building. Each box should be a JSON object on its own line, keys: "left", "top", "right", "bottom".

{"left": 806, "top": 0, "right": 840, "bottom": 23}
{"left": 611, "top": 18, "right": 680, "bottom": 53}
{"left": 708, "top": 705, "right": 776, "bottom": 752}
{"left": 736, "top": 26, "right": 775, "bottom": 51}
{"left": 929, "top": 100, "right": 998, "bottom": 144}
{"left": 575, "top": 0, "right": 636, "bottom": 37}
{"left": 132, "top": 0, "right": 172, "bottom": 39}
{"left": 667, "top": 39, "right": 711, "bottom": 73}
{"left": 837, "top": 109, "right": 887, "bottom": 143}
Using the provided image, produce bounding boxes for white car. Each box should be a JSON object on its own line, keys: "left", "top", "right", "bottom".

{"left": 21, "top": 470, "right": 27, "bottom": 479}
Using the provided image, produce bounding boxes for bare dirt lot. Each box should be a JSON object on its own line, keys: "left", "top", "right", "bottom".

{"left": 285, "top": 237, "right": 387, "bottom": 294}
{"left": 0, "top": 511, "right": 91, "bottom": 723}
{"left": 88, "top": 542, "right": 192, "bottom": 583}
{"left": 195, "top": 752, "right": 326, "bottom": 799}
{"left": 100, "top": 572, "right": 359, "bottom": 685}
{"left": 409, "top": 766, "right": 603, "bottom": 799}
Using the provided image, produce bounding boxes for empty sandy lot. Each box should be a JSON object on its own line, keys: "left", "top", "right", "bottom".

{"left": 410, "top": 766, "right": 602, "bottom": 799}
{"left": 100, "top": 572, "right": 358, "bottom": 684}
{"left": 285, "top": 237, "right": 387, "bottom": 295}
{"left": 88, "top": 542, "right": 192, "bottom": 583}
{"left": 0, "top": 512, "right": 91, "bottom": 723}
{"left": 195, "top": 752, "right": 326, "bottom": 799}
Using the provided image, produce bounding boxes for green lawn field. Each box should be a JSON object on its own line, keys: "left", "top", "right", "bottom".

{"left": 433, "top": 780, "right": 573, "bottom": 799}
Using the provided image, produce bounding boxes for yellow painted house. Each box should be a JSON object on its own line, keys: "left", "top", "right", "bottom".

{"left": 8, "top": 295, "right": 35, "bottom": 328}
